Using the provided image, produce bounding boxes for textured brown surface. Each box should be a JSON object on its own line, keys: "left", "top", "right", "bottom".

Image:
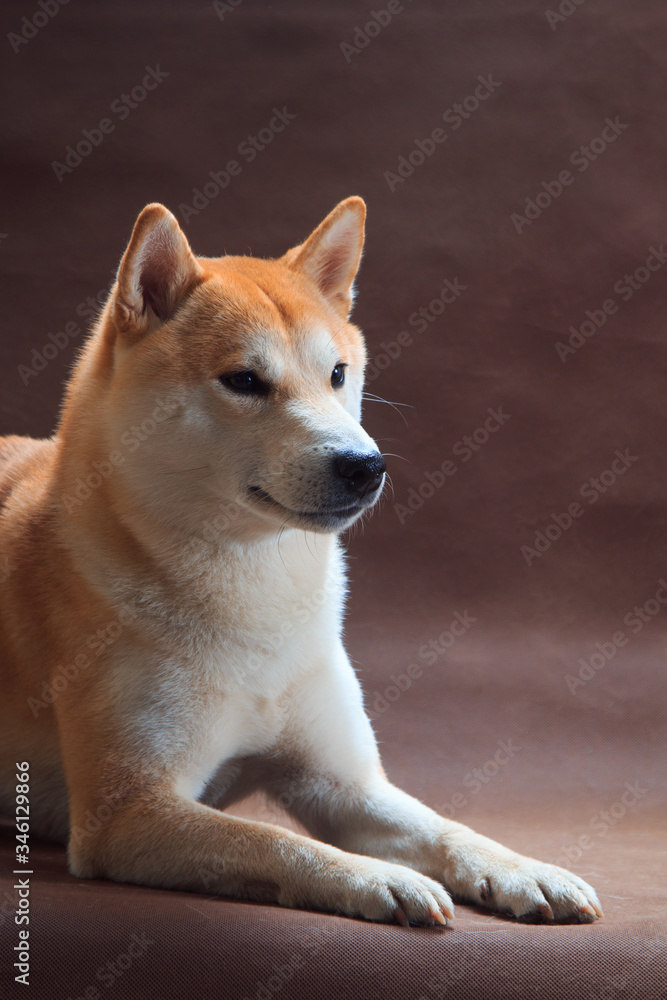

{"left": 1, "top": 0, "right": 666, "bottom": 997}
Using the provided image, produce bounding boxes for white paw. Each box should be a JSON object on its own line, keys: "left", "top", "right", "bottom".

{"left": 306, "top": 857, "right": 455, "bottom": 927}
{"left": 349, "top": 859, "right": 455, "bottom": 926}
{"left": 456, "top": 852, "right": 603, "bottom": 922}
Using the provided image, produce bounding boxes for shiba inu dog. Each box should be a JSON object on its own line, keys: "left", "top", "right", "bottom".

{"left": 0, "top": 199, "right": 602, "bottom": 926}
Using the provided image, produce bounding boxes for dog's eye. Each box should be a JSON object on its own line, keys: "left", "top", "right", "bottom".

{"left": 220, "top": 371, "right": 269, "bottom": 396}
{"left": 331, "top": 364, "right": 347, "bottom": 388}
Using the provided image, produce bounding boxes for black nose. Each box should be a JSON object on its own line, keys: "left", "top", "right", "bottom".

{"left": 334, "top": 451, "right": 386, "bottom": 498}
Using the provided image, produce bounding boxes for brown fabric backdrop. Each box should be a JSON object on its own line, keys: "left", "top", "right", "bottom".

{"left": 0, "top": 1, "right": 665, "bottom": 997}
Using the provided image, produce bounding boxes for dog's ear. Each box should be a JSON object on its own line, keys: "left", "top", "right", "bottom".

{"left": 113, "top": 204, "right": 203, "bottom": 337}
{"left": 283, "top": 197, "right": 366, "bottom": 316}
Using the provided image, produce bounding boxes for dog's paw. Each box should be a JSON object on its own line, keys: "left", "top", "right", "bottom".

{"left": 303, "top": 857, "right": 455, "bottom": 927}
{"left": 346, "top": 859, "right": 455, "bottom": 926}
{"left": 456, "top": 852, "right": 603, "bottom": 923}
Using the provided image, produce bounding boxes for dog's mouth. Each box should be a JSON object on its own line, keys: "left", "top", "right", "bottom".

{"left": 247, "top": 486, "right": 365, "bottom": 528}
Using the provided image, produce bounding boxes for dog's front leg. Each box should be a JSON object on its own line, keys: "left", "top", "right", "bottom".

{"left": 273, "top": 651, "right": 603, "bottom": 924}
{"left": 57, "top": 686, "right": 452, "bottom": 927}
{"left": 66, "top": 785, "right": 455, "bottom": 925}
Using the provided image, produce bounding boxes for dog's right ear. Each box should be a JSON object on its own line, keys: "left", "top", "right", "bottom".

{"left": 113, "top": 204, "right": 203, "bottom": 338}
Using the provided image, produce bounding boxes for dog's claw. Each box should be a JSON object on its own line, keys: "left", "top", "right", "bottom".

{"left": 394, "top": 905, "right": 410, "bottom": 927}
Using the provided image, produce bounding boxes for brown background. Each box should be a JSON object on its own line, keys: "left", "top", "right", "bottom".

{"left": 0, "top": 1, "right": 665, "bottom": 997}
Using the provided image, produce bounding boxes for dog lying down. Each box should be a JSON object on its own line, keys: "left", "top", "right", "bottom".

{"left": 0, "top": 198, "right": 602, "bottom": 927}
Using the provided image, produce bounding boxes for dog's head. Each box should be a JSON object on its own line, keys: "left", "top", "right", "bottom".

{"left": 97, "top": 198, "right": 385, "bottom": 539}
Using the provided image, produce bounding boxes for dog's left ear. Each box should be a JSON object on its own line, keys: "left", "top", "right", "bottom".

{"left": 283, "top": 197, "right": 366, "bottom": 317}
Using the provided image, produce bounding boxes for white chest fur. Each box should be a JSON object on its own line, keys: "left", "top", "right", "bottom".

{"left": 105, "top": 529, "right": 348, "bottom": 801}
